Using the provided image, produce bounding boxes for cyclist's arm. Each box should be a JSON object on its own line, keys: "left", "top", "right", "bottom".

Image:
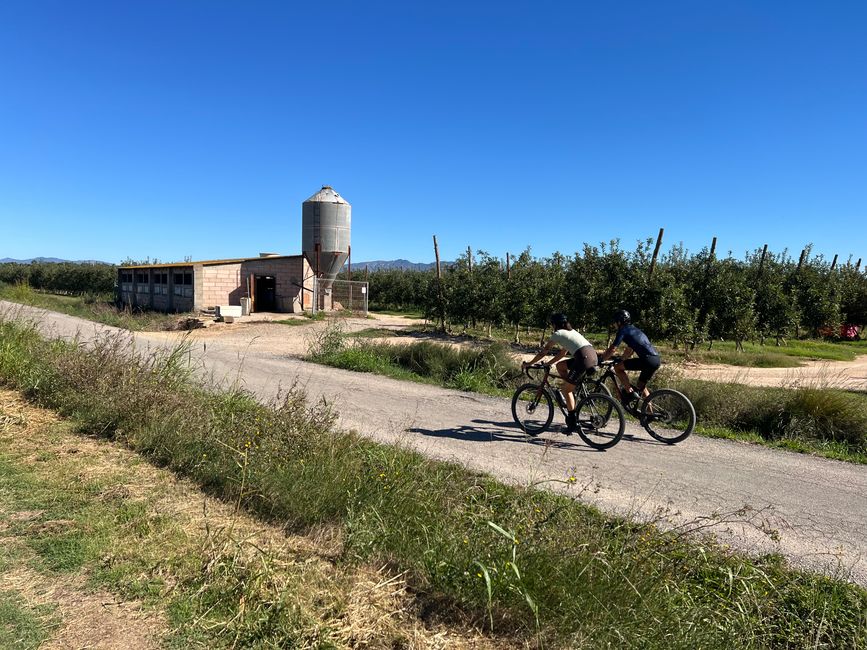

{"left": 599, "top": 344, "right": 618, "bottom": 361}
{"left": 621, "top": 347, "right": 635, "bottom": 361}
{"left": 523, "top": 340, "right": 555, "bottom": 367}
{"left": 548, "top": 349, "right": 567, "bottom": 364}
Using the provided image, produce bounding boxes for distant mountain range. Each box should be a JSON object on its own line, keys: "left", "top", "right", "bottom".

{"left": 0, "top": 257, "right": 110, "bottom": 265}
{"left": 2, "top": 257, "right": 447, "bottom": 271}
{"left": 346, "top": 259, "right": 452, "bottom": 271}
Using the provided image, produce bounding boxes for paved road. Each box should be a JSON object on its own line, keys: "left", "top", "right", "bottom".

{"left": 4, "top": 301, "right": 866, "bottom": 585}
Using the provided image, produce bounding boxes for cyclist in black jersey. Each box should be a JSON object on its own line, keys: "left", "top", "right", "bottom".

{"left": 598, "top": 309, "right": 661, "bottom": 406}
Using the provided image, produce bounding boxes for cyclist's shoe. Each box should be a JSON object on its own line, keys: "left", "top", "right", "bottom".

{"left": 564, "top": 411, "right": 578, "bottom": 434}
{"left": 623, "top": 390, "right": 639, "bottom": 408}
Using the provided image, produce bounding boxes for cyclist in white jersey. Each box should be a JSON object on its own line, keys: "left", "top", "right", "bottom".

{"left": 522, "top": 313, "right": 598, "bottom": 431}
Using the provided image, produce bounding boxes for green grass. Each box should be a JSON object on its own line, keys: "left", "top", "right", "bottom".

{"left": 272, "top": 318, "right": 310, "bottom": 326}
{"left": 659, "top": 339, "right": 863, "bottom": 366}
{"left": 1, "top": 316, "right": 866, "bottom": 647}
{"left": 347, "top": 327, "right": 400, "bottom": 338}
{"left": 0, "top": 592, "right": 55, "bottom": 650}
{"left": 665, "top": 374, "right": 867, "bottom": 462}
{"left": 368, "top": 308, "right": 425, "bottom": 318}
{"left": 0, "top": 282, "right": 192, "bottom": 331}
{"left": 309, "top": 322, "right": 518, "bottom": 396}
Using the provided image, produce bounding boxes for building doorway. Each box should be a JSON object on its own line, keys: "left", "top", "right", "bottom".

{"left": 255, "top": 275, "right": 276, "bottom": 312}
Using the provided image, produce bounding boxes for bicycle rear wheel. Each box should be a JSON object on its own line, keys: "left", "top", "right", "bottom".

{"left": 641, "top": 389, "right": 696, "bottom": 444}
{"left": 511, "top": 383, "right": 554, "bottom": 436}
{"left": 575, "top": 393, "right": 625, "bottom": 450}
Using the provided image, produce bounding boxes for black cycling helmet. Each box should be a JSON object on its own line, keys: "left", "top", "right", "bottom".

{"left": 550, "top": 313, "right": 569, "bottom": 329}
{"left": 612, "top": 309, "right": 631, "bottom": 325}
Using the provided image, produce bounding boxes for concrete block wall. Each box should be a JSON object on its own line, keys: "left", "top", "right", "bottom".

{"left": 200, "top": 263, "right": 243, "bottom": 309}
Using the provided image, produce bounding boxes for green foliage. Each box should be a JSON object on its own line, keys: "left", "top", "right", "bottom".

{"left": 668, "top": 376, "right": 867, "bottom": 458}
{"left": 311, "top": 327, "right": 520, "bottom": 396}
{"left": 362, "top": 241, "right": 867, "bottom": 346}
{"left": 0, "top": 261, "right": 116, "bottom": 295}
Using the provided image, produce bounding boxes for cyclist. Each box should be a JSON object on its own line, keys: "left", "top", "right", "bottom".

{"left": 522, "top": 313, "right": 598, "bottom": 431}
{"left": 599, "top": 309, "right": 660, "bottom": 406}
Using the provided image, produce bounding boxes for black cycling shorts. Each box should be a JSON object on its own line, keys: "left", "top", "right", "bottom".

{"left": 566, "top": 345, "right": 598, "bottom": 383}
{"left": 623, "top": 355, "right": 661, "bottom": 384}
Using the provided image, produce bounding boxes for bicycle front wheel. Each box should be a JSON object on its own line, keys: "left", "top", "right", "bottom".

{"left": 641, "top": 389, "right": 696, "bottom": 444}
{"left": 580, "top": 377, "right": 613, "bottom": 400}
{"left": 575, "top": 393, "right": 625, "bottom": 450}
{"left": 511, "top": 383, "right": 554, "bottom": 436}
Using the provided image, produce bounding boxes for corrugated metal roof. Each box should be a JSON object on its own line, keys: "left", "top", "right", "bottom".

{"left": 119, "top": 254, "right": 303, "bottom": 269}
{"left": 304, "top": 185, "right": 350, "bottom": 205}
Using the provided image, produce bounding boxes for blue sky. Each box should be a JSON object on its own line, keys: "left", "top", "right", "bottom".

{"left": 1, "top": 1, "right": 865, "bottom": 265}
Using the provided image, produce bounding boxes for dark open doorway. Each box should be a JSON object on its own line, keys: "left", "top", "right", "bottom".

{"left": 255, "top": 275, "right": 276, "bottom": 312}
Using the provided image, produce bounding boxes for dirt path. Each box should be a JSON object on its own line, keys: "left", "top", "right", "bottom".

{"left": 5, "top": 302, "right": 867, "bottom": 588}
{"left": 677, "top": 357, "right": 867, "bottom": 391}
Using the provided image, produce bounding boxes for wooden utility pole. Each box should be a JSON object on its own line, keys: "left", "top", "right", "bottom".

{"left": 347, "top": 245, "right": 352, "bottom": 281}
{"left": 506, "top": 252, "right": 511, "bottom": 280}
{"left": 648, "top": 228, "right": 664, "bottom": 278}
{"left": 856, "top": 258, "right": 862, "bottom": 272}
{"left": 797, "top": 248, "right": 807, "bottom": 271}
{"left": 433, "top": 235, "right": 445, "bottom": 331}
{"left": 709, "top": 236, "right": 717, "bottom": 260}
{"left": 831, "top": 254, "right": 838, "bottom": 271}
{"left": 467, "top": 246, "right": 472, "bottom": 272}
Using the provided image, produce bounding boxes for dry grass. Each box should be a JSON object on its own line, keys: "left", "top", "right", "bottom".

{"left": 0, "top": 389, "right": 510, "bottom": 648}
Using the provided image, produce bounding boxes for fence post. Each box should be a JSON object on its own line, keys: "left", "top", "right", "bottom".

{"left": 433, "top": 235, "right": 445, "bottom": 331}
{"left": 648, "top": 228, "right": 664, "bottom": 278}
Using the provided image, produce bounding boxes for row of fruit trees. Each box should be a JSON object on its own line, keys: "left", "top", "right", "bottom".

{"left": 359, "top": 240, "right": 867, "bottom": 346}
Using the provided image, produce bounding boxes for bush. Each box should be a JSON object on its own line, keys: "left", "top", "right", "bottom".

{"left": 668, "top": 376, "right": 867, "bottom": 455}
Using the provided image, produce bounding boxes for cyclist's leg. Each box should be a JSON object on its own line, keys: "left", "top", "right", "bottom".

{"left": 634, "top": 355, "right": 661, "bottom": 397}
{"left": 564, "top": 347, "right": 596, "bottom": 411}
{"left": 557, "top": 358, "right": 577, "bottom": 411}
{"left": 621, "top": 358, "right": 646, "bottom": 401}
{"left": 614, "top": 360, "right": 633, "bottom": 394}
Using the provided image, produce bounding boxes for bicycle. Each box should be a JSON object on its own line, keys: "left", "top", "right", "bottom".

{"left": 511, "top": 363, "right": 625, "bottom": 450}
{"left": 581, "top": 358, "right": 696, "bottom": 444}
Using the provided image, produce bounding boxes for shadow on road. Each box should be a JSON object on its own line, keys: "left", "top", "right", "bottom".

{"left": 410, "top": 418, "right": 666, "bottom": 452}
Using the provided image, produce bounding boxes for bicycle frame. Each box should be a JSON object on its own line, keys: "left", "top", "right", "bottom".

{"left": 525, "top": 364, "right": 604, "bottom": 414}
{"left": 586, "top": 361, "right": 637, "bottom": 407}
{"left": 528, "top": 365, "right": 571, "bottom": 416}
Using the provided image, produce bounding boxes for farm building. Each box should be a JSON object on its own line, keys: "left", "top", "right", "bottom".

{"left": 117, "top": 185, "right": 363, "bottom": 314}
{"left": 117, "top": 254, "right": 313, "bottom": 313}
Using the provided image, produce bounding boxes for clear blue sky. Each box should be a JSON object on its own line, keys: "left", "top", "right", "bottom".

{"left": 2, "top": 1, "right": 865, "bottom": 265}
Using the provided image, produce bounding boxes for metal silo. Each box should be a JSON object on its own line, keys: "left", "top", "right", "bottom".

{"left": 302, "top": 185, "right": 351, "bottom": 287}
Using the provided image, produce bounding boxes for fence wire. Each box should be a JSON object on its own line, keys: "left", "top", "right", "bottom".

{"left": 312, "top": 278, "right": 369, "bottom": 316}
